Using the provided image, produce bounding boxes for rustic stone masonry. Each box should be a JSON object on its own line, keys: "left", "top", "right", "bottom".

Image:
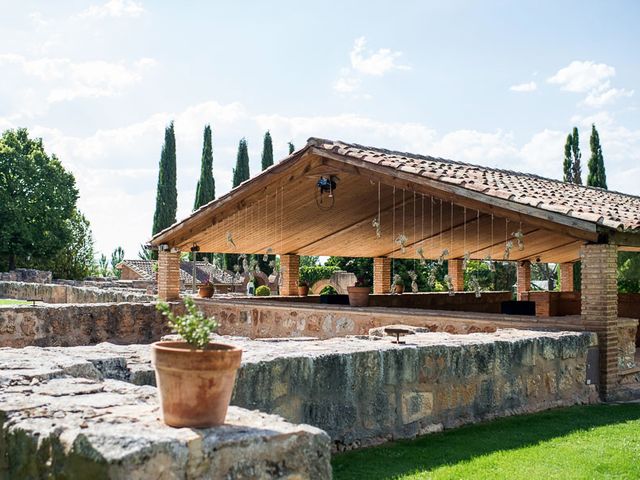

{"left": 0, "top": 368, "right": 331, "bottom": 478}
{"left": 448, "top": 259, "right": 464, "bottom": 291}
{"left": 560, "top": 263, "right": 575, "bottom": 292}
{"left": 516, "top": 260, "right": 531, "bottom": 301}
{"left": 0, "top": 280, "right": 154, "bottom": 304}
{"left": 581, "top": 243, "right": 619, "bottom": 400}
{"left": 0, "top": 330, "right": 598, "bottom": 453}
{"left": 0, "top": 268, "right": 52, "bottom": 283}
{"left": 373, "top": 257, "right": 391, "bottom": 294}
{"left": 280, "top": 254, "right": 299, "bottom": 296}
{"left": 157, "top": 250, "right": 181, "bottom": 301}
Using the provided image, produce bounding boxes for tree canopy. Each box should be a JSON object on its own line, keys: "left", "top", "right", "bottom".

{"left": 261, "top": 131, "right": 274, "bottom": 171}
{"left": 152, "top": 122, "right": 177, "bottom": 235}
{"left": 563, "top": 127, "right": 582, "bottom": 185}
{"left": 194, "top": 124, "right": 215, "bottom": 210}
{"left": 587, "top": 124, "right": 607, "bottom": 189}
{"left": 232, "top": 138, "right": 250, "bottom": 188}
{"left": 0, "top": 128, "right": 79, "bottom": 271}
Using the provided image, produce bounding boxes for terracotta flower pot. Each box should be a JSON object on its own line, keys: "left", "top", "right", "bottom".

{"left": 298, "top": 285, "right": 309, "bottom": 296}
{"left": 198, "top": 284, "right": 214, "bottom": 298}
{"left": 347, "top": 286, "right": 370, "bottom": 307}
{"left": 152, "top": 341, "right": 242, "bottom": 427}
{"left": 394, "top": 284, "right": 404, "bottom": 294}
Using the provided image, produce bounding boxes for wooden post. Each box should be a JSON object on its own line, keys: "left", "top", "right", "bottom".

{"left": 158, "top": 250, "right": 181, "bottom": 301}
{"left": 373, "top": 257, "right": 391, "bottom": 294}
{"left": 448, "top": 259, "right": 464, "bottom": 291}
{"left": 559, "top": 263, "right": 574, "bottom": 292}
{"left": 516, "top": 260, "right": 531, "bottom": 300}
{"left": 581, "top": 243, "right": 618, "bottom": 400}
{"left": 280, "top": 254, "right": 299, "bottom": 296}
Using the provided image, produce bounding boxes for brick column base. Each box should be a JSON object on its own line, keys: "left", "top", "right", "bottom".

{"left": 516, "top": 260, "right": 531, "bottom": 301}
{"left": 373, "top": 257, "right": 391, "bottom": 294}
{"left": 560, "top": 263, "right": 574, "bottom": 292}
{"left": 448, "top": 259, "right": 464, "bottom": 291}
{"left": 158, "top": 250, "right": 181, "bottom": 301}
{"left": 280, "top": 254, "right": 300, "bottom": 296}
{"left": 581, "top": 243, "right": 618, "bottom": 400}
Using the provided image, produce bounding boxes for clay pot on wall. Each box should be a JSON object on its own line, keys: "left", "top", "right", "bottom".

{"left": 198, "top": 283, "right": 214, "bottom": 298}
{"left": 347, "top": 286, "right": 371, "bottom": 307}
{"left": 298, "top": 283, "right": 309, "bottom": 296}
{"left": 394, "top": 283, "right": 405, "bottom": 294}
{"left": 152, "top": 341, "right": 242, "bottom": 427}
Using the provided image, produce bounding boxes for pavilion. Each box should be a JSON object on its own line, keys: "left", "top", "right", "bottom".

{"left": 150, "top": 137, "right": 640, "bottom": 400}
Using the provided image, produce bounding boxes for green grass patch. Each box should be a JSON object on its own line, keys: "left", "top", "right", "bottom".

{"left": 0, "top": 299, "right": 31, "bottom": 305}
{"left": 332, "top": 404, "right": 640, "bottom": 480}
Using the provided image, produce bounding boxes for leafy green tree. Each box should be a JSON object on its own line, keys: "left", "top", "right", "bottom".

{"left": 288, "top": 142, "right": 295, "bottom": 155}
{"left": 98, "top": 254, "right": 110, "bottom": 277}
{"left": 0, "top": 128, "right": 78, "bottom": 271}
{"left": 194, "top": 125, "right": 215, "bottom": 210}
{"left": 570, "top": 126, "right": 582, "bottom": 185}
{"left": 110, "top": 246, "right": 125, "bottom": 278}
{"left": 300, "top": 256, "right": 319, "bottom": 267}
{"left": 138, "top": 244, "right": 153, "bottom": 260}
{"left": 261, "top": 131, "right": 274, "bottom": 170}
{"left": 618, "top": 252, "right": 640, "bottom": 293}
{"left": 152, "top": 122, "right": 177, "bottom": 236}
{"left": 45, "top": 210, "right": 96, "bottom": 280}
{"left": 587, "top": 124, "right": 607, "bottom": 189}
{"left": 563, "top": 134, "right": 573, "bottom": 183}
{"left": 232, "top": 138, "right": 250, "bottom": 188}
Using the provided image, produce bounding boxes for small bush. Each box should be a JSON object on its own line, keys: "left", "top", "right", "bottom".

{"left": 156, "top": 296, "right": 218, "bottom": 349}
{"left": 299, "top": 265, "right": 340, "bottom": 287}
{"left": 320, "top": 285, "right": 338, "bottom": 295}
{"left": 255, "top": 285, "right": 271, "bottom": 296}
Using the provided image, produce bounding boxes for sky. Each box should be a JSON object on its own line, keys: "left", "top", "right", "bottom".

{"left": 1, "top": 0, "right": 639, "bottom": 258}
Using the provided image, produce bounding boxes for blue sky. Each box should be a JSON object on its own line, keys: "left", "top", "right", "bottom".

{"left": 1, "top": 1, "right": 639, "bottom": 257}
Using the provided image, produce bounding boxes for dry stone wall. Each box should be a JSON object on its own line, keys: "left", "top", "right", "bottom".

{"left": 0, "top": 280, "right": 154, "bottom": 304}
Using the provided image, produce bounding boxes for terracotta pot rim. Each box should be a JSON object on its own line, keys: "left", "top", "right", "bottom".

{"left": 348, "top": 286, "right": 371, "bottom": 292}
{"left": 152, "top": 341, "right": 241, "bottom": 354}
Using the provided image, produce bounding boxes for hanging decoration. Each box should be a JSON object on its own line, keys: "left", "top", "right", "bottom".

{"left": 462, "top": 251, "right": 471, "bottom": 271}
{"left": 503, "top": 219, "right": 512, "bottom": 260}
{"left": 263, "top": 247, "right": 273, "bottom": 262}
{"left": 439, "top": 199, "right": 448, "bottom": 263}
{"left": 512, "top": 224, "right": 525, "bottom": 251}
{"left": 395, "top": 233, "right": 408, "bottom": 254}
{"left": 409, "top": 270, "right": 418, "bottom": 293}
{"left": 444, "top": 274, "right": 455, "bottom": 296}
{"left": 315, "top": 176, "right": 337, "bottom": 210}
{"left": 438, "top": 248, "right": 449, "bottom": 265}
{"left": 427, "top": 266, "right": 436, "bottom": 288}
{"left": 474, "top": 209, "right": 482, "bottom": 298}
{"left": 373, "top": 182, "right": 382, "bottom": 239}
{"left": 416, "top": 246, "right": 427, "bottom": 265}
{"left": 226, "top": 231, "right": 236, "bottom": 249}
{"left": 462, "top": 207, "right": 470, "bottom": 270}
{"left": 469, "top": 276, "right": 481, "bottom": 298}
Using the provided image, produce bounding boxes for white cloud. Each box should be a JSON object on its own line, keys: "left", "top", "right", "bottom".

{"left": 548, "top": 60, "right": 615, "bottom": 92}
{"left": 77, "top": 0, "right": 145, "bottom": 19}
{"left": 0, "top": 54, "right": 156, "bottom": 112}
{"left": 333, "top": 75, "right": 361, "bottom": 93}
{"left": 510, "top": 81, "right": 537, "bottom": 92}
{"left": 349, "top": 37, "right": 410, "bottom": 76}
{"left": 582, "top": 86, "right": 634, "bottom": 108}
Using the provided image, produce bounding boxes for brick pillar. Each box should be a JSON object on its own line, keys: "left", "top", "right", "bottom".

{"left": 516, "top": 260, "right": 531, "bottom": 300}
{"left": 280, "top": 254, "right": 299, "bottom": 296}
{"left": 448, "top": 259, "right": 464, "bottom": 291}
{"left": 373, "top": 257, "right": 391, "bottom": 294}
{"left": 581, "top": 243, "right": 618, "bottom": 400}
{"left": 560, "top": 263, "right": 574, "bottom": 292}
{"left": 158, "top": 250, "right": 181, "bottom": 301}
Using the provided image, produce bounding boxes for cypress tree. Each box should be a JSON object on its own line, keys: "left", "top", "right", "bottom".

{"left": 194, "top": 125, "right": 215, "bottom": 210}
{"left": 232, "top": 138, "right": 250, "bottom": 188}
{"left": 288, "top": 142, "right": 295, "bottom": 154}
{"left": 587, "top": 124, "right": 607, "bottom": 189}
{"left": 226, "top": 138, "right": 251, "bottom": 271}
{"left": 261, "top": 131, "right": 274, "bottom": 170}
{"left": 563, "top": 133, "right": 573, "bottom": 183}
{"left": 570, "top": 126, "right": 582, "bottom": 185}
{"left": 152, "top": 122, "right": 177, "bottom": 235}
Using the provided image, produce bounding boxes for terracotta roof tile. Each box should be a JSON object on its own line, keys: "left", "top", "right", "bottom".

{"left": 309, "top": 138, "right": 640, "bottom": 231}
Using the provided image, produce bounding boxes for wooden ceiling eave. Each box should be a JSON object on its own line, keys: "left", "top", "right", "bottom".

{"left": 311, "top": 148, "right": 600, "bottom": 243}
{"left": 149, "top": 148, "right": 320, "bottom": 248}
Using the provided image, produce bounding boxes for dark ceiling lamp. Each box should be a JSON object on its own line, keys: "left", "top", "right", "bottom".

{"left": 315, "top": 176, "right": 337, "bottom": 211}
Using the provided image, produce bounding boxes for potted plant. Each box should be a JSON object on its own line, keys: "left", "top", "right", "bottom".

{"left": 197, "top": 279, "right": 214, "bottom": 298}
{"left": 347, "top": 277, "right": 371, "bottom": 307}
{"left": 393, "top": 274, "right": 405, "bottom": 294}
{"left": 255, "top": 285, "right": 271, "bottom": 296}
{"left": 152, "top": 297, "right": 242, "bottom": 427}
{"left": 298, "top": 280, "right": 309, "bottom": 296}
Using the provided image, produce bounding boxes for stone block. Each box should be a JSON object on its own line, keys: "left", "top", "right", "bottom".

{"left": 401, "top": 391, "right": 434, "bottom": 424}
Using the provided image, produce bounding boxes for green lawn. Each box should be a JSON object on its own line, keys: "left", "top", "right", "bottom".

{"left": 332, "top": 404, "right": 640, "bottom": 480}
{"left": 0, "top": 299, "right": 31, "bottom": 305}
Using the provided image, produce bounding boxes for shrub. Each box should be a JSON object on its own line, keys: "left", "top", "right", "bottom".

{"left": 299, "top": 265, "right": 340, "bottom": 288}
{"left": 156, "top": 296, "right": 218, "bottom": 349}
{"left": 320, "top": 285, "right": 338, "bottom": 295}
{"left": 298, "top": 279, "right": 309, "bottom": 287}
{"left": 255, "top": 285, "right": 271, "bottom": 296}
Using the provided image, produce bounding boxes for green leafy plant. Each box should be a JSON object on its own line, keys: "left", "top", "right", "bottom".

{"left": 393, "top": 274, "right": 404, "bottom": 286}
{"left": 320, "top": 285, "right": 338, "bottom": 295}
{"left": 255, "top": 285, "right": 271, "bottom": 296}
{"left": 156, "top": 296, "right": 218, "bottom": 349}
{"left": 297, "top": 279, "right": 309, "bottom": 287}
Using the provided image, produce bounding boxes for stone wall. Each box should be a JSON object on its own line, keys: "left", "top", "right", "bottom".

{"left": 0, "top": 302, "right": 169, "bottom": 348}
{"left": 0, "top": 280, "right": 154, "bottom": 304}
{"left": 0, "top": 330, "right": 599, "bottom": 452}
{"left": 0, "top": 268, "right": 51, "bottom": 283}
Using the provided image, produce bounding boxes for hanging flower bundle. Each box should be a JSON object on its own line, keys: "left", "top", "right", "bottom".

{"left": 408, "top": 270, "right": 418, "bottom": 293}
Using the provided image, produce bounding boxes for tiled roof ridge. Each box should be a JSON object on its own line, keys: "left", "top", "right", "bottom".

{"left": 306, "top": 137, "right": 640, "bottom": 202}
